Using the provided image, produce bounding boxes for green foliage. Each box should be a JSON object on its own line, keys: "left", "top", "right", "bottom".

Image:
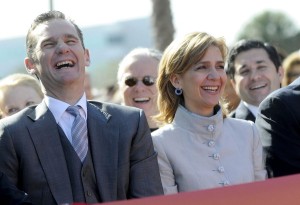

{"left": 237, "top": 11, "right": 300, "bottom": 53}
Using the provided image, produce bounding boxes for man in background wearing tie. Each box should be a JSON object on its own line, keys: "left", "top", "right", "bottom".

{"left": 0, "top": 10, "right": 163, "bottom": 205}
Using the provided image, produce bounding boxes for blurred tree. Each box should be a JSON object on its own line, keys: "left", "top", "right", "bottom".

{"left": 236, "top": 11, "right": 300, "bottom": 53}
{"left": 151, "top": 0, "right": 175, "bottom": 52}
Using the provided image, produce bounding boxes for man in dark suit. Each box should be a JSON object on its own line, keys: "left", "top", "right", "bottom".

{"left": 0, "top": 11, "right": 163, "bottom": 205}
{"left": 256, "top": 77, "right": 300, "bottom": 177}
{"left": 225, "top": 40, "right": 283, "bottom": 122}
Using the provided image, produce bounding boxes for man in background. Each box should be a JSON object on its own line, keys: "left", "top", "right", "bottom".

{"left": 256, "top": 76, "right": 300, "bottom": 177}
{"left": 225, "top": 39, "right": 283, "bottom": 121}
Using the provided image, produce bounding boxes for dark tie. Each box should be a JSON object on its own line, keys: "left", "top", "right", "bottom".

{"left": 66, "top": 106, "right": 88, "bottom": 162}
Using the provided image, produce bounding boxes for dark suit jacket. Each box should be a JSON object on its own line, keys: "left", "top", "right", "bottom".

{"left": 229, "top": 101, "right": 256, "bottom": 122}
{"left": 0, "top": 100, "right": 163, "bottom": 205}
{"left": 255, "top": 77, "right": 300, "bottom": 177}
{"left": 0, "top": 171, "right": 32, "bottom": 205}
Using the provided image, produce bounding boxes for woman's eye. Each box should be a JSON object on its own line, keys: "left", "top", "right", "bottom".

{"left": 195, "top": 65, "right": 206, "bottom": 70}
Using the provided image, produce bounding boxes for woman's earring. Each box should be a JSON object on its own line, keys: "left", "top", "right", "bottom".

{"left": 175, "top": 88, "right": 183, "bottom": 95}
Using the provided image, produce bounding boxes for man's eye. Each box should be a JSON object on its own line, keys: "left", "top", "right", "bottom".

{"left": 8, "top": 108, "right": 19, "bottom": 115}
{"left": 258, "top": 66, "right": 267, "bottom": 70}
{"left": 240, "top": 70, "right": 249, "bottom": 76}
{"left": 67, "top": 39, "right": 77, "bottom": 44}
{"left": 43, "top": 42, "right": 54, "bottom": 47}
{"left": 26, "top": 101, "right": 35, "bottom": 106}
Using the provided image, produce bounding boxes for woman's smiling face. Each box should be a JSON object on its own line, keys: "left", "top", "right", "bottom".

{"left": 174, "top": 46, "right": 227, "bottom": 116}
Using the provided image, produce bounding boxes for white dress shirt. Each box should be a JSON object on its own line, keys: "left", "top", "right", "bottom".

{"left": 243, "top": 101, "right": 259, "bottom": 118}
{"left": 44, "top": 94, "right": 87, "bottom": 144}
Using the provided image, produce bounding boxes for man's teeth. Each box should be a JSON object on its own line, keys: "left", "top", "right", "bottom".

{"left": 56, "top": 60, "right": 73, "bottom": 68}
{"left": 250, "top": 84, "right": 266, "bottom": 90}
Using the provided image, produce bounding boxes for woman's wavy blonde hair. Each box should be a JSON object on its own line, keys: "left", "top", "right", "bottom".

{"left": 155, "top": 32, "right": 228, "bottom": 124}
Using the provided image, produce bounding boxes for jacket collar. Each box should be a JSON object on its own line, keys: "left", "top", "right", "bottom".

{"left": 173, "top": 105, "right": 223, "bottom": 140}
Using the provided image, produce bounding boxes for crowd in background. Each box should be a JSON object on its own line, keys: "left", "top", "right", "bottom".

{"left": 1, "top": 9, "right": 300, "bottom": 205}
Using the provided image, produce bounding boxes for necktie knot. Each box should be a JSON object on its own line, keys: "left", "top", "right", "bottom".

{"left": 66, "top": 105, "right": 81, "bottom": 117}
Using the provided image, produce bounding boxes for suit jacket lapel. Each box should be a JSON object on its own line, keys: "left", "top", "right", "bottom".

{"left": 236, "top": 101, "right": 256, "bottom": 122}
{"left": 87, "top": 103, "right": 119, "bottom": 201}
{"left": 27, "top": 101, "right": 73, "bottom": 203}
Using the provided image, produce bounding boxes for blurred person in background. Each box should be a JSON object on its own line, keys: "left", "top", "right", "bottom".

{"left": 0, "top": 73, "right": 43, "bottom": 119}
{"left": 221, "top": 75, "right": 240, "bottom": 113}
{"left": 84, "top": 71, "right": 94, "bottom": 100}
{"left": 117, "top": 47, "right": 162, "bottom": 131}
{"left": 152, "top": 32, "right": 266, "bottom": 194}
{"left": 225, "top": 39, "right": 283, "bottom": 122}
{"left": 282, "top": 50, "right": 300, "bottom": 86}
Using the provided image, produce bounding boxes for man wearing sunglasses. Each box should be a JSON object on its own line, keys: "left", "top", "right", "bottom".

{"left": 118, "top": 48, "right": 162, "bottom": 132}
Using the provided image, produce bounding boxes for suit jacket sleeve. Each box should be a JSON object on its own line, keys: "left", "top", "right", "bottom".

{"left": 0, "top": 122, "right": 19, "bottom": 185}
{"left": 0, "top": 171, "right": 33, "bottom": 205}
{"left": 127, "top": 110, "right": 163, "bottom": 198}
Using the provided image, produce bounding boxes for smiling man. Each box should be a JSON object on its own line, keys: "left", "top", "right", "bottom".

{"left": 0, "top": 11, "right": 163, "bottom": 205}
{"left": 117, "top": 48, "right": 162, "bottom": 132}
{"left": 225, "top": 40, "right": 283, "bottom": 122}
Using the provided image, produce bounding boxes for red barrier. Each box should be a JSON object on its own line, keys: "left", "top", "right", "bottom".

{"left": 75, "top": 174, "right": 300, "bottom": 205}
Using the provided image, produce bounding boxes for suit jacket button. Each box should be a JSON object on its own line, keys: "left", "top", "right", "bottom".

{"left": 87, "top": 191, "right": 92, "bottom": 197}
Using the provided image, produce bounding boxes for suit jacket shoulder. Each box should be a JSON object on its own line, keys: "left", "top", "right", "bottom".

{"left": 88, "top": 101, "right": 143, "bottom": 116}
{"left": 256, "top": 77, "right": 300, "bottom": 177}
{"left": 229, "top": 101, "right": 256, "bottom": 122}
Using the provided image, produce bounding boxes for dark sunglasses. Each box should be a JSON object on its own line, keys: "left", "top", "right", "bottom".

{"left": 124, "top": 76, "right": 155, "bottom": 87}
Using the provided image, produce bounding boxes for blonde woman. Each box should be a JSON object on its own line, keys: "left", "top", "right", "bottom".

{"left": 0, "top": 73, "right": 43, "bottom": 118}
{"left": 282, "top": 50, "right": 300, "bottom": 86}
{"left": 152, "top": 32, "right": 266, "bottom": 194}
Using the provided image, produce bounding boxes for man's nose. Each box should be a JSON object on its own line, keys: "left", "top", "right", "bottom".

{"left": 56, "top": 42, "right": 70, "bottom": 54}
{"left": 250, "top": 69, "right": 262, "bottom": 80}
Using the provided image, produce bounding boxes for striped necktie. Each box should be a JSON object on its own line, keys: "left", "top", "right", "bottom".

{"left": 66, "top": 106, "right": 88, "bottom": 162}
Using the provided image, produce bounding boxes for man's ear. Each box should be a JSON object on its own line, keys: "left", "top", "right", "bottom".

{"left": 84, "top": 49, "right": 90, "bottom": 67}
{"left": 24, "top": 57, "right": 36, "bottom": 75}
{"left": 278, "top": 65, "right": 284, "bottom": 82}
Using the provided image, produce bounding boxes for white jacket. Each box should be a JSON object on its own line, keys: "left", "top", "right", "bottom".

{"left": 152, "top": 105, "right": 266, "bottom": 194}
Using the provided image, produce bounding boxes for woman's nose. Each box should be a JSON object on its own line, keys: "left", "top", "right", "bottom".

{"left": 207, "top": 68, "right": 219, "bottom": 79}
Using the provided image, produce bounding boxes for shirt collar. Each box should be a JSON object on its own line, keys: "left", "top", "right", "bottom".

{"left": 243, "top": 101, "right": 259, "bottom": 117}
{"left": 44, "top": 93, "right": 87, "bottom": 123}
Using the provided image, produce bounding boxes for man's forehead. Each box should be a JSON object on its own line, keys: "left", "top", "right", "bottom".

{"left": 32, "top": 19, "right": 76, "bottom": 37}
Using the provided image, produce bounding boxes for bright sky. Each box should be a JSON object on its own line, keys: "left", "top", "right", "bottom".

{"left": 1, "top": 0, "right": 299, "bottom": 45}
